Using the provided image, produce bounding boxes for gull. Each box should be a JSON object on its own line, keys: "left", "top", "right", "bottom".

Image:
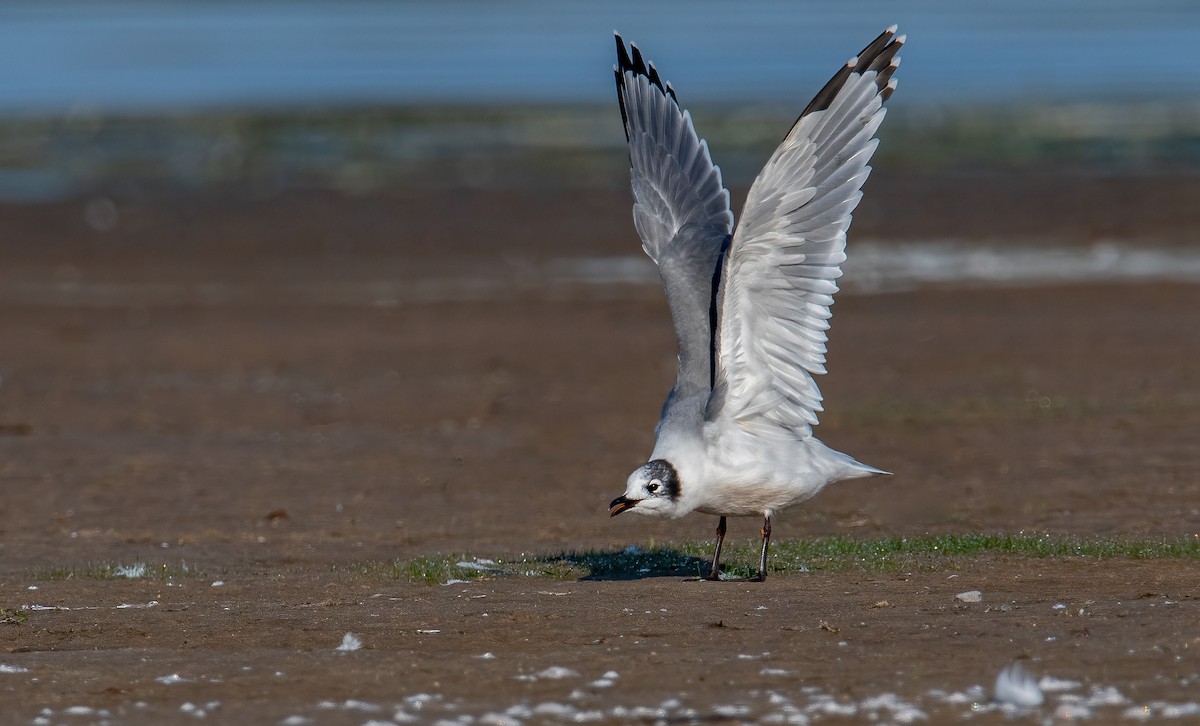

{"left": 608, "top": 27, "right": 903, "bottom": 581}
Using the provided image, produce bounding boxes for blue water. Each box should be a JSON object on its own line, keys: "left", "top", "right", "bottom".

{"left": 1, "top": 1, "right": 1198, "bottom": 115}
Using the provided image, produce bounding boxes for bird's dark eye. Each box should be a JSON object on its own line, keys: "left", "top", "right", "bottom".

{"left": 647, "top": 480, "right": 661, "bottom": 493}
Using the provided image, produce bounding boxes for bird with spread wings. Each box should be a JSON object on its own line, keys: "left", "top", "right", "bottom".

{"left": 608, "top": 27, "right": 903, "bottom": 581}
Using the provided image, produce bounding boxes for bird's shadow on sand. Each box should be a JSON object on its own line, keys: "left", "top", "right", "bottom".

{"left": 535, "top": 548, "right": 745, "bottom": 581}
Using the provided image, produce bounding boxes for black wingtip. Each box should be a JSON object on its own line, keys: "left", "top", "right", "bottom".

{"left": 854, "top": 26, "right": 903, "bottom": 96}
{"left": 614, "top": 71, "right": 630, "bottom": 141}
{"left": 614, "top": 34, "right": 683, "bottom": 139}
{"left": 614, "top": 32, "right": 633, "bottom": 73}
{"left": 614, "top": 35, "right": 678, "bottom": 104}
{"left": 881, "top": 78, "right": 898, "bottom": 104}
{"left": 630, "top": 43, "right": 649, "bottom": 77}
{"left": 613, "top": 35, "right": 634, "bottom": 140}
{"left": 853, "top": 25, "right": 898, "bottom": 74}
{"left": 664, "top": 80, "right": 678, "bottom": 104}
{"left": 798, "top": 25, "right": 903, "bottom": 119}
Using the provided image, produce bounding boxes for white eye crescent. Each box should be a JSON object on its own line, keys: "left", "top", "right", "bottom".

{"left": 647, "top": 479, "right": 662, "bottom": 493}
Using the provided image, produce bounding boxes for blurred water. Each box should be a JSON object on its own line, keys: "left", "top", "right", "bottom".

{"left": 0, "top": 1, "right": 1198, "bottom": 114}
{"left": 2, "top": 2, "right": 1198, "bottom": 201}
{"left": 3, "top": 242, "right": 1198, "bottom": 306}
{"left": 549, "top": 242, "right": 1200, "bottom": 296}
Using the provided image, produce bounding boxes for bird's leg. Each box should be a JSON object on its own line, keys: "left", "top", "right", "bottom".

{"left": 752, "top": 515, "right": 772, "bottom": 582}
{"left": 705, "top": 516, "right": 727, "bottom": 581}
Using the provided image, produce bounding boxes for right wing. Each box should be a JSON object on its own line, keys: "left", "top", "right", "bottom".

{"left": 708, "top": 27, "right": 903, "bottom": 436}
{"left": 614, "top": 33, "right": 734, "bottom": 406}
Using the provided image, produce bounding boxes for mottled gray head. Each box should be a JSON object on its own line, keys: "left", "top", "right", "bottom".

{"left": 609, "top": 459, "right": 681, "bottom": 518}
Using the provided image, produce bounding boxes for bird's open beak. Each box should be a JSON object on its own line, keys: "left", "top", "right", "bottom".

{"left": 609, "top": 495, "right": 639, "bottom": 517}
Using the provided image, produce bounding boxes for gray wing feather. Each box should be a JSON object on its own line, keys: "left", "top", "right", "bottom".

{"left": 615, "top": 34, "right": 734, "bottom": 407}
{"left": 708, "top": 27, "right": 904, "bottom": 435}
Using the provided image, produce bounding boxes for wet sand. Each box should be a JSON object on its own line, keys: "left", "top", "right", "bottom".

{"left": 1, "top": 173, "right": 1198, "bottom": 720}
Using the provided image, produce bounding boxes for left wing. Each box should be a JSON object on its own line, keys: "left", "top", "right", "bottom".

{"left": 614, "top": 33, "right": 734, "bottom": 407}
{"left": 708, "top": 27, "right": 903, "bottom": 435}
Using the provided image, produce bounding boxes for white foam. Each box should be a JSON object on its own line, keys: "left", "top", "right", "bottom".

{"left": 1124, "top": 705, "right": 1154, "bottom": 721}
{"left": 518, "top": 668, "right": 579, "bottom": 681}
{"left": 764, "top": 715, "right": 807, "bottom": 725}
{"left": 860, "top": 693, "right": 927, "bottom": 723}
{"left": 713, "top": 704, "right": 750, "bottom": 717}
{"left": 336, "top": 632, "right": 362, "bottom": 651}
{"left": 1084, "top": 685, "right": 1128, "bottom": 706}
{"left": 455, "top": 560, "right": 495, "bottom": 571}
{"left": 545, "top": 241, "right": 1200, "bottom": 300}
{"left": 1157, "top": 702, "right": 1200, "bottom": 717}
{"left": 155, "top": 673, "right": 194, "bottom": 685}
{"left": 848, "top": 240, "right": 1200, "bottom": 292}
{"left": 590, "top": 678, "right": 615, "bottom": 688}
{"left": 31, "top": 240, "right": 1188, "bottom": 313}
{"left": 571, "top": 710, "right": 605, "bottom": 722}
{"left": 1038, "top": 675, "right": 1081, "bottom": 692}
{"left": 404, "top": 694, "right": 440, "bottom": 710}
{"left": 995, "top": 662, "right": 1043, "bottom": 707}
{"left": 0, "top": 664, "right": 29, "bottom": 674}
{"left": 276, "top": 676, "right": 1200, "bottom": 723}
{"left": 891, "top": 707, "right": 926, "bottom": 723}
{"left": 805, "top": 696, "right": 857, "bottom": 716}
{"left": 113, "top": 563, "right": 148, "bottom": 578}
{"left": 532, "top": 702, "right": 573, "bottom": 716}
{"left": 1054, "top": 703, "right": 1092, "bottom": 719}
